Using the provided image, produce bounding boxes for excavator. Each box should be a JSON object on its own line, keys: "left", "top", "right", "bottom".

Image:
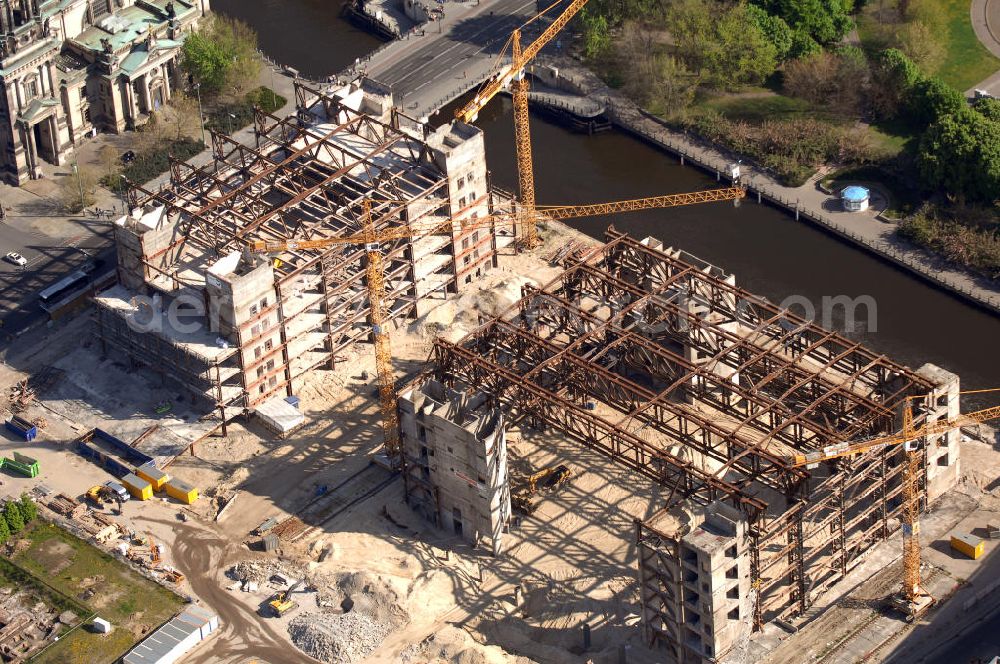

{"left": 511, "top": 464, "right": 573, "bottom": 515}
{"left": 268, "top": 580, "right": 304, "bottom": 617}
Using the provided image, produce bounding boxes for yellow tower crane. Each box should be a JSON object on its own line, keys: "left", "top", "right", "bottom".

{"left": 455, "top": 0, "right": 591, "bottom": 247}
{"left": 787, "top": 388, "right": 1000, "bottom": 619}
{"left": 250, "top": 188, "right": 745, "bottom": 464}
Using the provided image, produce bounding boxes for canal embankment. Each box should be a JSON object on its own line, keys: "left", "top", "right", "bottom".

{"left": 530, "top": 55, "right": 1000, "bottom": 315}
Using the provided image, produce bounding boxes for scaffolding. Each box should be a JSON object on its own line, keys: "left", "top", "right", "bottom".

{"left": 414, "top": 228, "right": 942, "bottom": 661}
{"left": 104, "top": 79, "right": 512, "bottom": 414}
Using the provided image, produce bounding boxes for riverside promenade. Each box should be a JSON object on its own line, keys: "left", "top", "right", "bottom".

{"left": 537, "top": 56, "right": 1000, "bottom": 315}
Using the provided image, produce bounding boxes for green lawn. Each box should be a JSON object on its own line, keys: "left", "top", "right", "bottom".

{"left": 938, "top": 0, "right": 1000, "bottom": 90}
{"left": 698, "top": 91, "right": 813, "bottom": 123}
{"left": 12, "top": 521, "right": 184, "bottom": 664}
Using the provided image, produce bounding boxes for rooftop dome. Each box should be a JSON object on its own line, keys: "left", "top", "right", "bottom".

{"left": 841, "top": 186, "right": 869, "bottom": 203}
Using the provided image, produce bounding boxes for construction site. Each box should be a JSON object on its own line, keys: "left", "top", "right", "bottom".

{"left": 1, "top": 0, "right": 999, "bottom": 661}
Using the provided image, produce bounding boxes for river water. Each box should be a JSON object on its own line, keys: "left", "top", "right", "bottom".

{"left": 215, "top": 0, "right": 1000, "bottom": 402}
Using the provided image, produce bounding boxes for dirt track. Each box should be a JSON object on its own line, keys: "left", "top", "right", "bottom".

{"left": 165, "top": 521, "right": 318, "bottom": 664}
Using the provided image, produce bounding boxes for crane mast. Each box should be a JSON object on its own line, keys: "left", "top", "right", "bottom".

{"left": 455, "top": 0, "right": 591, "bottom": 246}
{"left": 251, "top": 188, "right": 745, "bottom": 465}
{"left": 788, "top": 393, "right": 1000, "bottom": 618}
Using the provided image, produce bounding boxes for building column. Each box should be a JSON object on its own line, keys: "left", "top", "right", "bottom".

{"left": 161, "top": 64, "right": 171, "bottom": 101}
{"left": 46, "top": 115, "right": 62, "bottom": 165}
{"left": 141, "top": 74, "right": 152, "bottom": 114}
{"left": 20, "top": 122, "right": 38, "bottom": 179}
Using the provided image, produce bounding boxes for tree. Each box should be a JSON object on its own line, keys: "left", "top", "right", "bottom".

{"left": 896, "top": 21, "right": 944, "bottom": 73}
{"left": 580, "top": 8, "right": 611, "bottom": 60}
{"left": 783, "top": 50, "right": 871, "bottom": 116}
{"left": 0, "top": 518, "right": 10, "bottom": 546}
{"left": 17, "top": 494, "right": 36, "bottom": 525}
{"left": 870, "top": 48, "right": 921, "bottom": 119}
{"left": 97, "top": 144, "right": 121, "bottom": 194}
{"left": 59, "top": 164, "right": 99, "bottom": 213}
{"left": 975, "top": 98, "right": 1000, "bottom": 123}
{"left": 919, "top": 107, "right": 1000, "bottom": 202}
{"left": 4, "top": 501, "right": 24, "bottom": 535}
{"left": 162, "top": 93, "right": 203, "bottom": 142}
{"left": 182, "top": 16, "right": 261, "bottom": 100}
{"left": 181, "top": 31, "right": 229, "bottom": 94}
{"left": 747, "top": 4, "right": 794, "bottom": 61}
{"left": 908, "top": 76, "right": 965, "bottom": 126}
{"left": 753, "top": 0, "right": 854, "bottom": 45}
{"left": 669, "top": 0, "right": 778, "bottom": 89}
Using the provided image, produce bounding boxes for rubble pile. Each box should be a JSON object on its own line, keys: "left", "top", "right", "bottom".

{"left": 228, "top": 559, "right": 303, "bottom": 586}
{"left": 289, "top": 571, "right": 409, "bottom": 664}
{"left": 289, "top": 611, "right": 391, "bottom": 664}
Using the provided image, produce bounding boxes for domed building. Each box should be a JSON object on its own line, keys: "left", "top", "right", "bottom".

{"left": 841, "top": 185, "right": 870, "bottom": 212}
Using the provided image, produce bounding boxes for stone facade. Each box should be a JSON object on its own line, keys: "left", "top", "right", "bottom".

{"left": 0, "top": 0, "right": 209, "bottom": 185}
{"left": 399, "top": 379, "right": 511, "bottom": 556}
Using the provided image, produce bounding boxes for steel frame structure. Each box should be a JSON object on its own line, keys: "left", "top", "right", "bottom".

{"left": 413, "top": 229, "right": 937, "bottom": 655}
{"left": 110, "top": 80, "right": 507, "bottom": 412}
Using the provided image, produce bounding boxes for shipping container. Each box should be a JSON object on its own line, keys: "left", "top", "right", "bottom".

{"left": 121, "top": 473, "right": 153, "bottom": 501}
{"left": 951, "top": 533, "right": 984, "bottom": 560}
{"left": 5, "top": 416, "right": 37, "bottom": 441}
{"left": 0, "top": 452, "right": 39, "bottom": 478}
{"left": 135, "top": 463, "right": 170, "bottom": 492}
{"left": 165, "top": 479, "right": 199, "bottom": 505}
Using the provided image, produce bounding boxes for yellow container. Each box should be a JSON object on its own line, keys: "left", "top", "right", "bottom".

{"left": 165, "top": 479, "right": 199, "bottom": 505}
{"left": 951, "top": 533, "right": 984, "bottom": 560}
{"left": 135, "top": 463, "right": 170, "bottom": 492}
{"left": 121, "top": 473, "right": 153, "bottom": 501}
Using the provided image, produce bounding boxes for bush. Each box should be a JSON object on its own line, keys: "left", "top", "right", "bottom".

{"left": 4, "top": 501, "right": 23, "bottom": 534}
{"left": 206, "top": 86, "right": 286, "bottom": 134}
{"left": 898, "top": 205, "right": 1000, "bottom": 279}
{"left": 675, "top": 110, "right": 874, "bottom": 185}
{"left": 18, "top": 494, "right": 36, "bottom": 525}
{"left": 102, "top": 137, "right": 204, "bottom": 187}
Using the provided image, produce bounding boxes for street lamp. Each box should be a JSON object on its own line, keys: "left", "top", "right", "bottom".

{"left": 226, "top": 112, "right": 236, "bottom": 135}
{"left": 193, "top": 82, "right": 205, "bottom": 146}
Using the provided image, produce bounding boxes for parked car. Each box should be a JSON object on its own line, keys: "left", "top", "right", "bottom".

{"left": 103, "top": 481, "right": 130, "bottom": 502}
{"left": 4, "top": 251, "right": 26, "bottom": 267}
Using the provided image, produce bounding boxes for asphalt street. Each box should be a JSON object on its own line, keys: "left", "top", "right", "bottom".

{"left": 366, "top": 0, "right": 556, "bottom": 114}
{"left": 0, "top": 215, "right": 115, "bottom": 340}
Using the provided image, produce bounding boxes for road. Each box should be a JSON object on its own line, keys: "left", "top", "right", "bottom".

{"left": 164, "top": 518, "right": 319, "bottom": 664}
{"left": 0, "top": 215, "right": 115, "bottom": 340}
{"left": 360, "top": 0, "right": 560, "bottom": 116}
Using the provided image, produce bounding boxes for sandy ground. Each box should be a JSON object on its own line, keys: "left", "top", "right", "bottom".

{"left": 1, "top": 219, "right": 998, "bottom": 664}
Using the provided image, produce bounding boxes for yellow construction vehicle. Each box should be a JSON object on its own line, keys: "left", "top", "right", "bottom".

{"left": 455, "top": 0, "right": 591, "bottom": 246}
{"left": 86, "top": 485, "right": 109, "bottom": 504}
{"left": 527, "top": 464, "right": 573, "bottom": 493}
{"left": 268, "top": 580, "right": 303, "bottom": 618}
{"left": 249, "top": 189, "right": 744, "bottom": 466}
{"left": 512, "top": 464, "right": 573, "bottom": 514}
{"left": 786, "top": 388, "right": 1000, "bottom": 620}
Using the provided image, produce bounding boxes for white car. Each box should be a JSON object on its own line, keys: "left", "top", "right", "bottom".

{"left": 4, "top": 252, "right": 26, "bottom": 267}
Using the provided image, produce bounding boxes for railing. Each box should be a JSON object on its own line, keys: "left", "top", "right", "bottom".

{"left": 604, "top": 102, "right": 1000, "bottom": 313}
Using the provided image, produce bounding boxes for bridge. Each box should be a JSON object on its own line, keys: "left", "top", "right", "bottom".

{"left": 343, "top": 0, "right": 579, "bottom": 118}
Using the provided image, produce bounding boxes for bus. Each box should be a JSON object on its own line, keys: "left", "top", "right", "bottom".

{"left": 39, "top": 269, "right": 91, "bottom": 313}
